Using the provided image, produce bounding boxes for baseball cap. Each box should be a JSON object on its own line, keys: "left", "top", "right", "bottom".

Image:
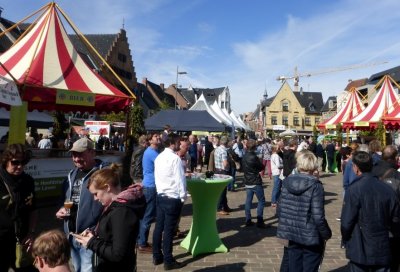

{"left": 70, "top": 138, "right": 94, "bottom": 153}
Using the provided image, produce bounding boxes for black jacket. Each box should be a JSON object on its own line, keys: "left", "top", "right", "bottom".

{"left": 242, "top": 150, "right": 263, "bottom": 186}
{"left": 282, "top": 149, "right": 296, "bottom": 177}
{"left": 341, "top": 173, "right": 400, "bottom": 266}
{"left": 87, "top": 196, "right": 146, "bottom": 272}
{"left": 277, "top": 173, "right": 332, "bottom": 246}
{"left": 130, "top": 145, "right": 146, "bottom": 180}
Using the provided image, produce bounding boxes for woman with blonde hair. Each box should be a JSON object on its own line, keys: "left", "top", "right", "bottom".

{"left": 72, "top": 164, "right": 146, "bottom": 272}
{"left": 277, "top": 152, "right": 331, "bottom": 271}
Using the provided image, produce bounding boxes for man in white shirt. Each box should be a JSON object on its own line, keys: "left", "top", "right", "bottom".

{"left": 152, "top": 134, "right": 187, "bottom": 270}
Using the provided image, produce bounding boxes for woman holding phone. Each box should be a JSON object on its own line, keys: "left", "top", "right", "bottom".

{"left": 72, "top": 164, "right": 145, "bottom": 272}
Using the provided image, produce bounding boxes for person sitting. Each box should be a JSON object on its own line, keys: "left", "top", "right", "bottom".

{"left": 32, "top": 229, "right": 72, "bottom": 272}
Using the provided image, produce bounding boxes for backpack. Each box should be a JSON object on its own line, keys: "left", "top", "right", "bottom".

{"left": 228, "top": 148, "right": 240, "bottom": 162}
{"left": 381, "top": 168, "right": 400, "bottom": 198}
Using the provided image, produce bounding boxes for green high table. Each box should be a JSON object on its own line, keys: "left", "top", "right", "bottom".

{"left": 180, "top": 174, "right": 232, "bottom": 257}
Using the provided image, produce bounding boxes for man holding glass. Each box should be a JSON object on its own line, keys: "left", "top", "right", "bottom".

{"left": 55, "top": 138, "right": 107, "bottom": 272}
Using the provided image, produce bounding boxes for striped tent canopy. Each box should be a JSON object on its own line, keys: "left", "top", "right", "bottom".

{"left": 317, "top": 87, "right": 365, "bottom": 130}
{"left": 342, "top": 75, "right": 399, "bottom": 130}
{"left": 381, "top": 81, "right": 400, "bottom": 129}
{"left": 0, "top": 3, "right": 133, "bottom": 113}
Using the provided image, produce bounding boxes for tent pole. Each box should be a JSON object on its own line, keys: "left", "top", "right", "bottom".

{"left": 55, "top": 4, "right": 136, "bottom": 99}
{"left": 0, "top": 3, "right": 50, "bottom": 43}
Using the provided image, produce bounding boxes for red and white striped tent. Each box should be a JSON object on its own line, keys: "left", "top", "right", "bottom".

{"left": 381, "top": 80, "right": 400, "bottom": 129}
{"left": 317, "top": 87, "right": 365, "bottom": 130}
{"left": 342, "top": 75, "right": 400, "bottom": 130}
{"left": 0, "top": 3, "right": 133, "bottom": 113}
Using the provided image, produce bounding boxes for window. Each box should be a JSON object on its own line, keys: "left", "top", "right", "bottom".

{"left": 271, "top": 116, "right": 277, "bottom": 125}
{"left": 282, "top": 101, "right": 289, "bottom": 112}
{"left": 305, "top": 117, "right": 311, "bottom": 126}
{"left": 329, "top": 100, "right": 334, "bottom": 109}
{"left": 118, "top": 53, "right": 127, "bottom": 63}
{"left": 282, "top": 116, "right": 288, "bottom": 126}
{"left": 293, "top": 116, "right": 299, "bottom": 126}
{"left": 315, "top": 117, "right": 320, "bottom": 125}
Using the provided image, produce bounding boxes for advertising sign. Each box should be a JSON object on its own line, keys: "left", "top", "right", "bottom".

{"left": 25, "top": 155, "right": 122, "bottom": 199}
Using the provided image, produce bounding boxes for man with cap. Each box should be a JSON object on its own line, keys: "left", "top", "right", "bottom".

{"left": 56, "top": 138, "right": 108, "bottom": 272}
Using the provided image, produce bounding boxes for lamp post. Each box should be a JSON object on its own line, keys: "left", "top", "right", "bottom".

{"left": 175, "top": 66, "right": 187, "bottom": 110}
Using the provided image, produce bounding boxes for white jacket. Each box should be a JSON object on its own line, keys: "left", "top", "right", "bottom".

{"left": 270, "top": 153, "right": 283, "bottom": 176}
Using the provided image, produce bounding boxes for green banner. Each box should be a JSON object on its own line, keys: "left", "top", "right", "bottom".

{"left": 9, "top": 102, "right": 27, "bottom": 144}
{"left": 355, "top": 121, "right": 369, "bottom": 127}
{"left": 56, "top": 89, "right": 95, "bottom": 106}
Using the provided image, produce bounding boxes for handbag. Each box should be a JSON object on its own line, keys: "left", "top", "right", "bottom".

{"left": 15, "top": 238, "right": 33, "bottom": 268}
{"left": 1, "top": 178, "right": 33, "bottom": 268}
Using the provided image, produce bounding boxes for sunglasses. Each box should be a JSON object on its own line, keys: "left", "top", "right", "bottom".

{"left": 10, "top": 160, "right": 28, "bottom": 166}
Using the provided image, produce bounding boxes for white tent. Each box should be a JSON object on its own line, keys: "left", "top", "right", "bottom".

{"left": 279, "top": 129, "right": 296, "bottom": 137}
{"left": 210, "top": 101, "right": 236, "bottom": 127}
{"left": 222, "top": 108, "right": 245, "bottom": 129}
{"left": 189, "top": 94, "right": 226, "bottom": 124}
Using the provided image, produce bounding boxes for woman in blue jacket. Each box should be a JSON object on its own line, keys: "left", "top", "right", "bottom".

{"left": 277, "top": 151, "right": 331, "bottom": 272}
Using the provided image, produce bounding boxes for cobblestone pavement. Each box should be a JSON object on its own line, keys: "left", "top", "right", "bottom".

{"left": 136, "top": 172, "right": 349, "bottom": 272}
{"left": 36, "top": 172, "right": 349, "bottom": 272}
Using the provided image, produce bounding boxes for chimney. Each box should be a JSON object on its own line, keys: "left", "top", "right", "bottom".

{"left": 160, "top": 83, "right": 164, "bottom": 90}
{"left": 142, "top": 77, "right": 147, "bottom": 84}
{"left": 300, "top": 87, "right": 304, "bottom": 95}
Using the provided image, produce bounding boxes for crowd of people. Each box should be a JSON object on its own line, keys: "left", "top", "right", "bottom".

{"left": 1, "top": 128, "right": 400, "bottom": 272}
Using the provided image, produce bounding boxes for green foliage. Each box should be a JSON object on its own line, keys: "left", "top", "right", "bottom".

{"left": 373, "top": 121, "right": 385, "bottom": 144}
{"left": 100, "top": 111, "right": 126, "bottom": 122}
{"left": 129, "top": 102, "right": 145, "bottom": 141}
{"left": 52, "top": 111, "right": 68, "bottom": 141}
{"left": 313, "top": 125, "right": 318, "bottom": 140}
{"left": 335, "top": 123, "right": 343, "bottom": 146}
{"left": 159, "top": 99, "right": 172, "bottom": 110}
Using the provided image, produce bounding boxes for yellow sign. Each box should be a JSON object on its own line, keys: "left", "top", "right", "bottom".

{"left": 326, "top": 124, "right": 336, "bottom": 129}
{"left": 355, "top": 121, "right": 369, "bottom": 127}
{"left": 56, "top": 90, "right": 95, "bottom": 106}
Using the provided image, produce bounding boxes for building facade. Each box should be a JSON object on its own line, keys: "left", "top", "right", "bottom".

{"left": 262, "top": 82, "right": 324, "bottom": 136}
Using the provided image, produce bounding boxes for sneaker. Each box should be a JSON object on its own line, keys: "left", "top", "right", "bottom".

{"left": 217, "top": 210, "right": 229, "bottom": 216}
{"left": 138, "top": 244, "right": 152, "bottom": 254}
{"left": 153, "top": 258, "right": 163, "bottom": 265}
{"left": 164, "top": 260, "right": 185, "bottom": 270}
{"left": 245, "top": 220, "right": 254, "bottom": 227}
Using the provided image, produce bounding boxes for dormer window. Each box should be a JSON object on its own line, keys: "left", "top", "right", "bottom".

{"left": 309, "top": 102, "right": 315, "bottom": 112}
{"left": 282, "top": 101, "right": 289, "bottom": 112}
{"left": 329, "top": 100, "right": 334, "bottom": 109}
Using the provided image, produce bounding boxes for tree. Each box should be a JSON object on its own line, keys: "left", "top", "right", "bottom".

{"left": 373, "top": 121, "right": 386, "bottom": 144}
{"left": 52, "top": 111, "right": 68, "bottom": 145}
{"left": 100, "top": 111, "right": 125, "bottom": 122}
{"left": 128, "top": 102, "right": 145, "bottom": 145}
{"left": 335, "top": 123, "right": 343, "bottom": 146}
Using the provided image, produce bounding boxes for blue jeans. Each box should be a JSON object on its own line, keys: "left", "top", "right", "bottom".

{"left": 70, "top": 235, "right": 93, "bottom": 272}
{"left": 288, "top": 240, "right": 324, "bottom": 272}
{"left": 138, "top": 186, "right": 157, "bottom": 246}
{"left": 227, "top": 168, "right": 236, "bottom": 191}
{"left": 152, "top": 195, "right": 183, "bottom": 264}
{"left": 245, "top": 184, "right": 265, "bottom": 221}
{"left": 271, "top": 175, "right": 282, "bottom": 204}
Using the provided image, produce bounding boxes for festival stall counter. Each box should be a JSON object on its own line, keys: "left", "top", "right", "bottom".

{"left": 181, "top": 173, "right": 232, "bottom": 256}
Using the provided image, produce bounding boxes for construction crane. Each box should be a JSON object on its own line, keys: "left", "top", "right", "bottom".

{"left": 276, "top": 61, "right": 388, "bottom": 92}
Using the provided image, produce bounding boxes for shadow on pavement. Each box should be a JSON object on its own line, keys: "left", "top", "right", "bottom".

{"left": 328, "top": 264, "right": 349, "bottom": 271}
{"left": 192, "top": 262, "right": 246, "bottom": 271}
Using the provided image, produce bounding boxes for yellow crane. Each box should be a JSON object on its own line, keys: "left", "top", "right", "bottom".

{"left": 276, "top": 61, "right": 388, "bottom": 92}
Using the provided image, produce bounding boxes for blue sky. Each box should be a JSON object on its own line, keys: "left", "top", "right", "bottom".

{"left": 2, "top": 0, "right": 400, "bottom": 114}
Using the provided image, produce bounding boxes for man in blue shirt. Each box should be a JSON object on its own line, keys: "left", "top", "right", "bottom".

{"left": 137, "top": 133, "right": 160, "bottom": 253}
